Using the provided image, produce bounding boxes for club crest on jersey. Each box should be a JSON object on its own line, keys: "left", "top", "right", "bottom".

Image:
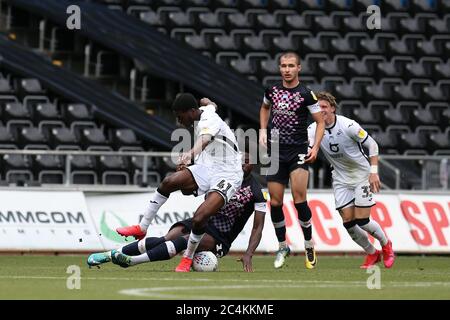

{"left": 294, "top": 95, "right": 303, "bottom": 103}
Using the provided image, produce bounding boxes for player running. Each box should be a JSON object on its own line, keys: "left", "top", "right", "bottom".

{"left": 87, "top": 153, "right": 266, "bottom": 272}
{"left": 113, "top": 94, "right": 243, "bottom": 272}
{"left": 307, "top": 91, "right": 395, "bottom": 269}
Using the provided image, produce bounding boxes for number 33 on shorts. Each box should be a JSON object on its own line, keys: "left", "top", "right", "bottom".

{"left": 213, "top": 179, "right": 236, "bottom": 203}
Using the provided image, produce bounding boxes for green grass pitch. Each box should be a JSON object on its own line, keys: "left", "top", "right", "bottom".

{"left": 0, "top": 255, "right": 449, "bottom": 299}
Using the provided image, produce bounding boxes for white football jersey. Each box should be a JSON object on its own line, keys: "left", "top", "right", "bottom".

{"left": 308, "top": 115, "right": 371, "bottom": 185}
{"left": 194, "top": 105, "right": 242, "bottom": 171}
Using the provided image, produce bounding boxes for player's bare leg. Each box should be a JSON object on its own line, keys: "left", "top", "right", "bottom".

{"left": 355, "top": 207, "right": 394, "bottom": 268}
{"left": 116, "top": 169, "right": 198, "bottom": 239}
{"left": 176, "top": 192, "right": 225, "bottom": 272}
{"left": 268, "top": 182, "right": 290, "bottom": 268}
{"left": 339, "top": 207, "right": 381, "bottom": 268}
{"left": 290, "top": 168, "right": 316, "bottom": 269}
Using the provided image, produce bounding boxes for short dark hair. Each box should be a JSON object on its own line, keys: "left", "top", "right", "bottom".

{"left": 279, "top": 52, "right": 301, "bottom": 65}
{"left": 172, "top": 93, "right": 198, "bottom": 112}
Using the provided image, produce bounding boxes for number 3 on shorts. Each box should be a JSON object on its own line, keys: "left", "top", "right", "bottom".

{"left": 213, "top": 179, "right": 235, "bottom": 203}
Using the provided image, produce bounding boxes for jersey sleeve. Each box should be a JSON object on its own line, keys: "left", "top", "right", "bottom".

{"left": 344, "top": 119, "right": 368, "bottom": 143}
{"left": 251, "top": 178, "right": 267, "bottom": 214}
{"left": 263, "top": 87, "right": 272, "bottom": 106}
{"left": 197, "top": 110, "right": 220, "bottom": 137}
{"left": 304, "top": 89, "right": 321, "bottom": 114}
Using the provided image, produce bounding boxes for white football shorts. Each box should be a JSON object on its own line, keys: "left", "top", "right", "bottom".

{"left": 333, "top": 180, "right": 375, "bottom": 211}
{"left": 187, "top": 163, "right": 242, "bottom": 204}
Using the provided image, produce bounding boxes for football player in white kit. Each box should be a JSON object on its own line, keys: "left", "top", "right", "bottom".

{"left": 116, "top": 93, "right": 243, "bottom": 272}
{"left": 307, "top": 92, "right": 395, "bottom": 269}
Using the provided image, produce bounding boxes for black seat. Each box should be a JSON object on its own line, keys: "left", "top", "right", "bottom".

{"left": 64, "top": 104, "right": 93, "bottom": 124}
{"left": 429, "top": 127, "right": 450, "bottom": 150}
{"left": 80, "top": 128, "right": 108, "bottom": 148}
{"left": 34, "top": 103, "right": 60, "bottom": 121}
{"left": 3, "top": 102, "right": 31, "bottom": 122}
{"left": 49, "top": 127, "right": 78, "bottom": 148}
{"left": 19, "top": 78, "right": 45, "bottom": 95}
{"left": 19, "top": 127, "right": 47, "bottom": 149}
{"left": 35, "top": 154, "right": 65, "bottom": 184}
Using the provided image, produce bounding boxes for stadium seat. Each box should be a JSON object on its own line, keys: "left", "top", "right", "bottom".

{"left": 428, "top": 14, "right": 450, "bottom": 33}
{"left": 35, "top": 154, "right": 65, "bottom": 184}
{"left": 99, "top": 154, "right": 130, "bottom": 185}
{"left": 347, "top": 55, "right": 384, "bottom": 78}
{"left": 423, "top": 80, "right": 450, "bottom": 101}
{"left": 360, "top": 33, "right": 398, "bottom": 54}
{"left": 6, "top": 119, "right": 33, "bottom": 141}
{"left": 19, "top": 127, "right": 47, "bottom": 149}
{"left": 140, "top": 10, "right": 163, "bottom": 26}
{"left": 0, "top": 78, "right": 13, "bottom": 93}
{"left": 365, "top": 78, "right": 403, "bottom": 101}
{"left": 19, "top": 78, "right": 45, "bottom": 95}
{"left": 385, "top": 0, "right": 411, "bottom": 11}
{"left": 0, "top": 126, "right": 15, "bottom": 149}
{"left": 111, "top": 128, "right": 140, "bottom": 149}
{"left": 331, "top": 32, "right": 368, "bottom": 54}
{"left": 429, "top": 127, "right": 450, "bottom": 150}
{"left": 33, "top": 102, "right": 60, "bottom": 122}
{"left": 198, "top": 11, "right": 222, "bottom": 28}
{"left": 394, "top": 79, "right": 433, "bottom": 101}
{"left": 63, "top": 104, "right": 93, "bottom": 123}
{"left": 434, "top": 59, "right": 450, "bottom": 79}
{"left": 299, "top": 0, "right": 325, "bottom": 10}
{"left": 49, "top": 127, "right": 78, "bottom": 149}
{"left": 3, "top": 102, "right": 31, "bottom": 122}
{"left": 413, "top": 0, "right": 438, "bottom": 12}
{"left": 318, "top": 55, "right": 357, "bottom": 77}
{"left": 2, "top": 154, "right": 33, "bottom": 186}
{"left": 80, "top": 128, "right": 108, "bottom": 149}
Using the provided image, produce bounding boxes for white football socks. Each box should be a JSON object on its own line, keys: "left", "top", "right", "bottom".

{"left": 359, "top": 220, "right": 388, "bottom": 246}
{"left": 347, "top": 225, "right": 376, "bottom": 254}
{"left": 139, "top": 190, "right": 168, "bottom": 231}
{"left": 183, "top": 231, "right": 205, "bottom": 259}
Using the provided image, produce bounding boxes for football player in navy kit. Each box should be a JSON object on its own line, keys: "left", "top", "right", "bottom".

{"left": 259, "top": 52, "right": 325, "bottom": 269}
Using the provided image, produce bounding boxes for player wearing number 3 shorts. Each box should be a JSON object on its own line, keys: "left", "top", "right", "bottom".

{"left": 115, "top": 93, "right": 243, "bottom": 272}
{"left": 307, "top": 92, "right": 395, "bottom": 269}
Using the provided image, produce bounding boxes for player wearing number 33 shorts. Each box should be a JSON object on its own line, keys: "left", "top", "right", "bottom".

{"left": 308, "top": 92, "right": 395, "bottom": 270}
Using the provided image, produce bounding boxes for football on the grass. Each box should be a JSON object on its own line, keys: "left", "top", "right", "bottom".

{"left": 192, "top": 251, "right": 218, "bottom": 272}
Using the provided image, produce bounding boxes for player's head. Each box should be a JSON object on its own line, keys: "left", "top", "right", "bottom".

{"left": 279, "top": 52, "right": 301, "bottom": 84}
{"left": 172, "top": 93, "right": 199, "bottom": 127}
{"left": 242, "top": 152, "right": 253, "bottom": 178}
{"left": 317, "top": 91, "right": 337, "bottom": 124}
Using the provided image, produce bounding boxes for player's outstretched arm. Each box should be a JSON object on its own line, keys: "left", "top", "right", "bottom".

{"left": 238, "top": 211, "right": 265, "bottom": 272}
{"left": 305, "top": 111, "right": 325, "bottom": 163}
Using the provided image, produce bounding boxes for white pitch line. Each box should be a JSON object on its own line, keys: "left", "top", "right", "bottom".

{"left": 1, "top": 275, "right": 450, "bottom": 288}
{"left": 119, "top": 282, "right": 450, "bottom": 299}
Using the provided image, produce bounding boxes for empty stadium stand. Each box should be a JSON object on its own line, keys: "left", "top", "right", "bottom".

{"left": 1, "top": 0, "right": 449, "bottom": 189}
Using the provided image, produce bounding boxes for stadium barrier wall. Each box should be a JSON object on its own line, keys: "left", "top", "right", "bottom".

{"left": 0, "top": 190, "right": 449, "bottom": 253}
